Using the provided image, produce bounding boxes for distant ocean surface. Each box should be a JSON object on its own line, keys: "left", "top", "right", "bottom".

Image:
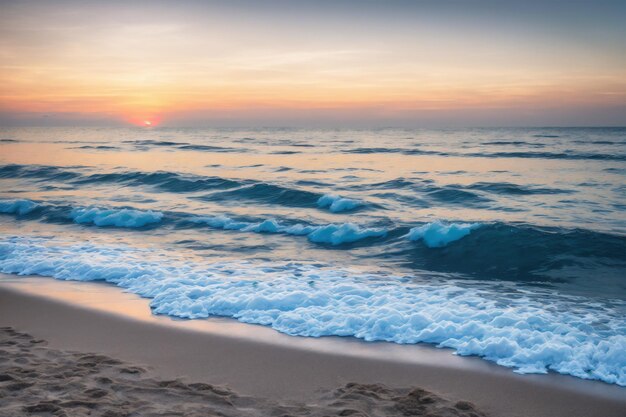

{"left": 1, "top": 127, "right": 625, "bottom": 385}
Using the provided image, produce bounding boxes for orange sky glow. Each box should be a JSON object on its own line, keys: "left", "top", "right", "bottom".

{"left": 1, "top": 1, "right": 624, "bottom": 127}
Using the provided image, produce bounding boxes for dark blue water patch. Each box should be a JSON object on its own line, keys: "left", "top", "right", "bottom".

{"left": 345, "top": 147, "right": 439, "bottom": 156}
{"left": 532, "top": 134, "right": 560, "bottom": 138}
{"left": 425, "top": 187, "right": 491, "bottom": 207}
{"left": 274, "top": 166, "right": 293, "bottom": 172}
{"left": 342, "top": 147, "right": 626, "bottom": 161}
{"left": 368, "top": 177, "right": 433, "bottom": 190}
{"left": 72, "top": 145, "right": 119, "bottom": 150}
{"left": 329, "top": 167, "right": 385, "bottom": 173}
{"left": 295, "top": 180, "right": 332, "bottom": 187}
{"left": 361, "top": 179, "right": 490, "bottom": 207}
{"left": 271, "top": 150, "right": 301, "bottom": 155}
{"left": 194, "top": 183, "right": 322, "bottom": 208}
{"left": 604, "top": 167, "right": 626, "bottom": 174}
{"left": 52, "top": 140, "right": 109, "bottom": 144}
{"left": 466, "top": 151, "right": 626, "bottom": 161}
{"left": 72, "top": 171, "right": 243, "bottom": 193}
{"left": 178, "top": 144, "right": 242, "bottom": 152}
{"left": 290, "top": 143, "right": 316, "bottom": 147}
{"left": 388, "top": 223, "right": 626, "bottom": 283}
{"left": 371, "top": 192, "right": 430, "bottom": 208}
{"left": 123, "top": 139, "right": 190, "bottom": 147}
{"left": 173, "top": 239, "right": 273, "bottom": 255}
{"left": 0, "top": 139, "right": 18, "bottom": 143}
{"left": 573, "top": 140, "right": 626, "bottom": 145}
{"left": 39, "top": 185, "right": 75, "bottom": 191}
{"left": 482, "top": 141, "right": 546, "bottom": 148}
{"left": 121, "top": 139, "right": 243, "bottom": 153}
{"left": 437, "top": 170, "right": 467, "bottom": 175}
{"left": 466, "top": 182, "right": 574, "bottom": 196}
{"left": 109, "top": 196, "right": 158, "bottom": 204}
{"left": 0, "top": 164, "right": 83, "bottom": 182}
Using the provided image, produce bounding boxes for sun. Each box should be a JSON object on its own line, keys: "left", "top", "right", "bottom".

{"left": 144, "top": 120, "right": 152, "bottom": 127}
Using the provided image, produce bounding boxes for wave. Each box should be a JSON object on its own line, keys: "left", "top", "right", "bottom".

{"left": 1, "top": 165, "right": 372, "bottom": 212}
{"left": 0, "top": 198, "right": 387, "bottom": 245}
{"left": 366, "top": 178, "right": 571, "bottom": 200}
{"left": 3, "top": 198, "right": 626, "bottom": 283}
{"left": 408, "top": 221, "right": 480, "bottom": 248}
{"left": 346, "top": 147, "right": 436, "bottom": 155}
{"left": 400, "top": 223, "right": 626, "bottom": 282}
{"left": 574, "top": 140, "right": 626, "bottom": 145}
{"left": 123, "top": 140, "right": 243, "bottom": 153}
{"left": 73, "top": 145, "right": 119, "bottom": 150}
{"left": 342, "top": 148, "right": 626, "bottom": 161}
{"left": 191, "top": 216, "right": 387, "bottom": 245}
{"left": 317, "top": 194, "right": 363, "bottom": 212}
{"left": 0, "top": 199, "right": 39, "bottom": 215}
{"left": 196, "top": 183, "right": 323, "bottom": 208}
{"left": 70, "top": 207, "right": 163, "bottom": 228}
{"left": 0, "top": 164, "right": 83, "bottom": 181}
{"left": 0, "top": 164, "right": 571, "bottom": 212}
{"left": 74, "top": 171, "right": 243, "bottom": 193}
{"left": 482, "top": 141, "right": 545, "bottom": 147}
{"left": 466, "top": 182, "right": 573, "bottom": 195}
{"left": 0, "top": 234, "right": 624, "bottom": 386}
{"left": 465, "top": 151, "right": 626, "bottom": 161}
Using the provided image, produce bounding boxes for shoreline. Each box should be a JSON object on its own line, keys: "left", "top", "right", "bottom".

{"left": 1, "top": 275, "right": 624, "bottom": 417}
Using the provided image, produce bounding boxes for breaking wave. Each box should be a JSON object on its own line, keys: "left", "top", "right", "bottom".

{"left": 0, "top": 234, "right": 624, "bottom": 386}
{"left": 70, "top": 207, "right": 164, "bottom": 228}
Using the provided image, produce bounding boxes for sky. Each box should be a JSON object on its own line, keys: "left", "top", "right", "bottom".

{"left": 0, "top": 0, "right": 625, "bottom": 127}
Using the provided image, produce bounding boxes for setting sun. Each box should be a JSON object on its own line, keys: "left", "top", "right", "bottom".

{"left": 144, "top": 121, "right": 152, "bottom": 127}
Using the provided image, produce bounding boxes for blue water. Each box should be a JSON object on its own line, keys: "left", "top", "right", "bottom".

{"left": 0, "top": 127, "right": 625, "bottom": 385}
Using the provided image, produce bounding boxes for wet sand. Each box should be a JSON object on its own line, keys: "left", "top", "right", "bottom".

{"left": 0, "top": 276, "right": 624, "bottom": 417}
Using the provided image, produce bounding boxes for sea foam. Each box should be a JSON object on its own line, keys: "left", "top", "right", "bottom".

{"left": 192, "top": 216, "right": 386, "bottom": 245}
{"left": 317, "top": 194, "right": 363, "bottom": 212}
{"left": 71, "top": 207, "right": 163, "bottom": 228}
{"left": 0, "top": 234, "right": 624, "bottom": 386}
{"left": 0, "top": 199, "right": 38, "bottom": 215}
{"left": 408, "top": 221, "right": 480, "bottom": 248}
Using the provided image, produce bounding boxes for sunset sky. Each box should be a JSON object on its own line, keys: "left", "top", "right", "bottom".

{"left": 1, "top": 0, "right": 625, "bottom": 127}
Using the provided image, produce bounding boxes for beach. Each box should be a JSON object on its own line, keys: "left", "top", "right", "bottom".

{"left": 2, "top": 1, "right": 626, "bottom": 415}
{"left": 1, "top": 276, "right": 624, "bottom": 417}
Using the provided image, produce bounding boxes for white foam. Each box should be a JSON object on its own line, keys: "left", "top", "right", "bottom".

{"left": 0, "top": 234, "right": 624, "bottom": 386}
{"left": 0, "top": 199, "right": 38, "bottom": 215}
{"left": 317, "top": 194, "right": 362, "bottom": 212}
{"left": 71, "top": 207, "right": 163, "bottom": 228}
{"left": 192, "top": 216, "right": 386, "bottom": 245}
{"left": 306, "top": 223, "right": 386, "bottom": 244}
{"left": 408, "top": 221, "right": 480, "bottom": 248}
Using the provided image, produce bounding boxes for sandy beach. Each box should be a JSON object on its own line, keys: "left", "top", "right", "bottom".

{"left": 1, "top": 276, "right": 624, "bottom": 417}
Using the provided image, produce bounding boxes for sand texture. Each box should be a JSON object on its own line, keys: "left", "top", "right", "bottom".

{"left": 0, "top": 327, "right": 488, "bottom": 417}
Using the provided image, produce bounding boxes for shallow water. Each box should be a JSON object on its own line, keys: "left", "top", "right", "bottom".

{"left": 0, "top": 127, "right": 625, "bottom": 385}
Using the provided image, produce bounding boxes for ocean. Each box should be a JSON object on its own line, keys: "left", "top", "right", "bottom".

{"left": 0, "top": 126, "right": 624, "bottom": 386}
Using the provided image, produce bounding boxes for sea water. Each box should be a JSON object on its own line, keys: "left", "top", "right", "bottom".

{"left": 0, "top": 127, "right": 624, "bottom": 385}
